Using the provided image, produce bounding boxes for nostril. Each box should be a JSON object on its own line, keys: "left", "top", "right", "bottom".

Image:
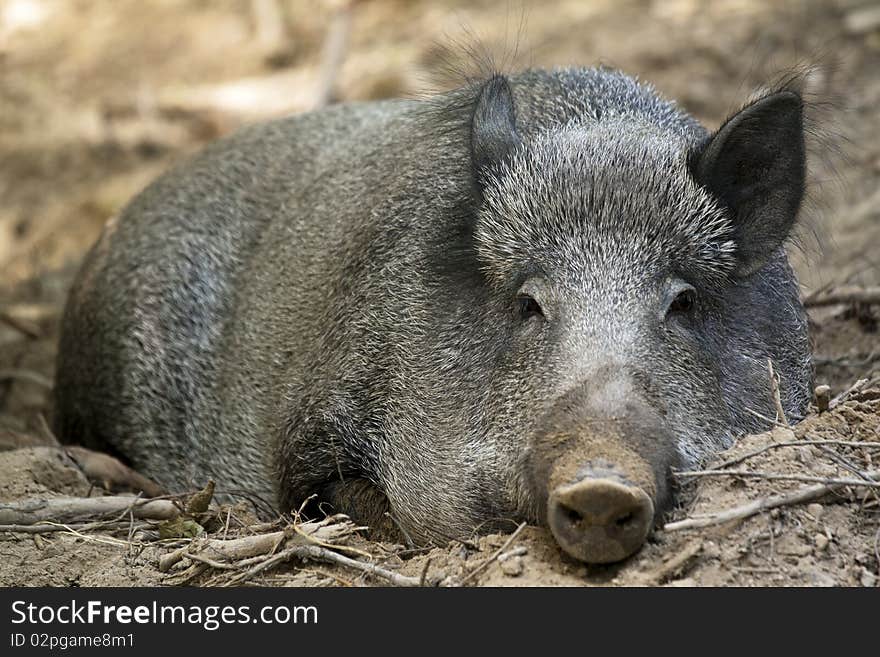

{"left": 614, "top": 511, "right": 635, "bottom": 528}
{"left": 560, "top": 504, "right": 583, "bottom": 527}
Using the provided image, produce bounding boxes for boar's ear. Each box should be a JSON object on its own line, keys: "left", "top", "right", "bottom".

{"left": 471, "top": 75, "right": 520, "bottom": 184}
{"left": 690, "top": 91, "right": 806, "bottom": 277}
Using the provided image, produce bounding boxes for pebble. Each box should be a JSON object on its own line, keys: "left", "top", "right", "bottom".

{"left": 667, "top": 577, "right": 696, "bottom": 587}
{"left": 860, "top": 569, "right": 877, "bottom": 588}
{"left": 814, "top": 534, "right": 829, "bottom": 551}
{"left": 814, "top": 384, "right": 831, "bottom": 412}
{"left": 807, "top": 571, "right": 837, "bottom": 587}
{"left": 702, "top": 541, "right": 720, "bottom": 560}
{"left": 500, "top": 556, "right": 524, "bottom": 577}
{"left": 806, "top": 503, "right": 824, "bottom": 520}
{"left": 795, "top": 447, "right": 813, "bottom": 464}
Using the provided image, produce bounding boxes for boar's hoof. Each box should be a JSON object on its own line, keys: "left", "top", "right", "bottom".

{"left": 548, "top": 477, "right": 654, "bottom": 564}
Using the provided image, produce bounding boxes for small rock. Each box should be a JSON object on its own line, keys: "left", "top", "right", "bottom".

{"left": 806, "top": 503, "right": 824, "bottom": 520}
{"left": 795, "top": 447, "right": 813, "bottom": 464}
{"left": 860, "top": 569, "right": 877, "bottom": 588}
{"left": 814, "top": 385, "right": 831, "bottom": 413}
{"left": 702, "top": 541, "right": 720, "bottom": 560}
{"left": 807, "top": 570, "right": 837, "bottom": 587}
{"left": 667, "top": 577, "right": 696, "bottom": 587}
{"left": 814, "top": 534, "right": 829, "bottom": 551}
{"left": 776, "top": 535, "right": 812, "bottom": 557}
{"left": 500, "top": 556, "right": 524, "bottom": 577}
{"left": 770, "top": 426, "right": 796, "bottom": 443}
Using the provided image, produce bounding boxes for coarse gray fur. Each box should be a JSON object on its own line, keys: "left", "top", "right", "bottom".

{"left": 54, "top": 67, "right": 813, "bottom": 544}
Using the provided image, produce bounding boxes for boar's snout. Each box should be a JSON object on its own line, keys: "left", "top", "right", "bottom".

{"left": 548, "top": 475, "right": 654, "bottom": 564}
{"left": 528, "top": 380, "right": 679, "bottom": 564}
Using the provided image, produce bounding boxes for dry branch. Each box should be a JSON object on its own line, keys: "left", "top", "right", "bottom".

{"left": 157, "top": 514, "right": 362, "bottom": 572}
{"left": 0, "top": 495, "right": 179, "bottom": 526}
{"left": 0, "top": 310, "right": 41, "bottom": 339}
{"left": 160, "top": 513, "right": 419, "bottom": 587}
{"left": 227, "top": 544, "right": 420, "bottom": 587}
{"left": 830, "top": 378, "right": 869, "bottom": 409}
{"left": 675, "top": 469, "right": 880, "bottom": 488}
{"left": 0, "top": 520, "right": 144, "bottom": 534}
{"left": 713, "top": 439, "right": 880, "bottom": 470}
{"left": 665, "top": 470, "right": 880, "bottom": 531}
{"left": 638, "top": 539, "right": 703, "bottom": 584}
{"left": 803, "top": 286, "right": 880, "bottom": 307}
{"left": 458, "top": 522, "right": 527, "bottom": 586}
{"left": 767, "top": 359, "right": 788, "bottom": 426}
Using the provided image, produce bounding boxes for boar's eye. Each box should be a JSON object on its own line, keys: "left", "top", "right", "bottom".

{"left": 666, "top": 285, "right": 697, "bottom": 317}
{"left": 517, "top": 294, "right": 544, "bottom": 320}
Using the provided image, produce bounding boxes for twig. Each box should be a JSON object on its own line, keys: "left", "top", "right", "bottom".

{"left": 637, "top": 539, "right": 703, "bottom": 585}
{"left": 0, "top": 310, "right": 41, "bottom": 339}
{"left": 731, "top": 566, "right": 783, "bottom": 575}
{"left": 8, "top": 521, "right": 139, "bottom": 548}
{"left": 816, "top": 445, "right": 876, "bottom": 483}
{"left": 665, "top": 470, "right": 880, "bottom": 531}
{"left": 228, "top": 544, "right": 420, "bottom": 587}
{"left": 713, "top": 439, "right": 880, "bottom": 470}
{"left": 675, "top": 469, "right": 880, "bottom": 488}
{"left": 158, "top": 514, "right": 360, "bottom": 571}
{"left": 803, "top": 286, "right": 880, "bottom": 308}
{"left": 813, "top": 351, "right": 880, "bottom": 369}
{"left": 801, "top": 280, "right": 835, "bottom": 305}
{"left": 830, "top": 378, "right": 869, "bottom": 409}
{"left": 0, "top": 495, "right": 179, "bottom": 525}
{"left": 744, "top": 408, "right": 791, "bottom": 429}
{"left": 0, "top": 520, "right": 145, "bottom": 534}
{"left": 767, "top": 359, "right": 788, "bottom": 426}
{"left": 418, "top": 557, "right": 433, "bottom": 587}
{"left": 458, "top": 522, "right": 527, "bottom": 586}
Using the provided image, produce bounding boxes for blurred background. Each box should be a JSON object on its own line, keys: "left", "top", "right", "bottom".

{"left": 1, "top": 0, "right": 879, "bottom": 439}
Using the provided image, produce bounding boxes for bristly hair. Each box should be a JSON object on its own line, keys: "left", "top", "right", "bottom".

{"left": 414, "top": 4, "right": 532, "bottom": 97}
{"left": 474, "top": 123, "right": 738, "bottom": 293}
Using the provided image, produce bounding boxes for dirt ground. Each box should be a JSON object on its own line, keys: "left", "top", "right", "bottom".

{"left": 1, "top": 0, "right": 878, "bottom": 587}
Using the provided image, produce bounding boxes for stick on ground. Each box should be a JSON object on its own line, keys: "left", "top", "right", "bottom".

{"left": 665, "top": 470, "right": 880, "bottom": 531}
{"left": 0, "top": 495, "right": 180, "bottom": 526}
{"left": 802, "top": 285, "right": 880, "bottom": 308}
{"left": 675, "top": 469, "right": 880, "bottom": 488}
{"left": 458, "top": 522, "right": 528, "bottom": 586}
